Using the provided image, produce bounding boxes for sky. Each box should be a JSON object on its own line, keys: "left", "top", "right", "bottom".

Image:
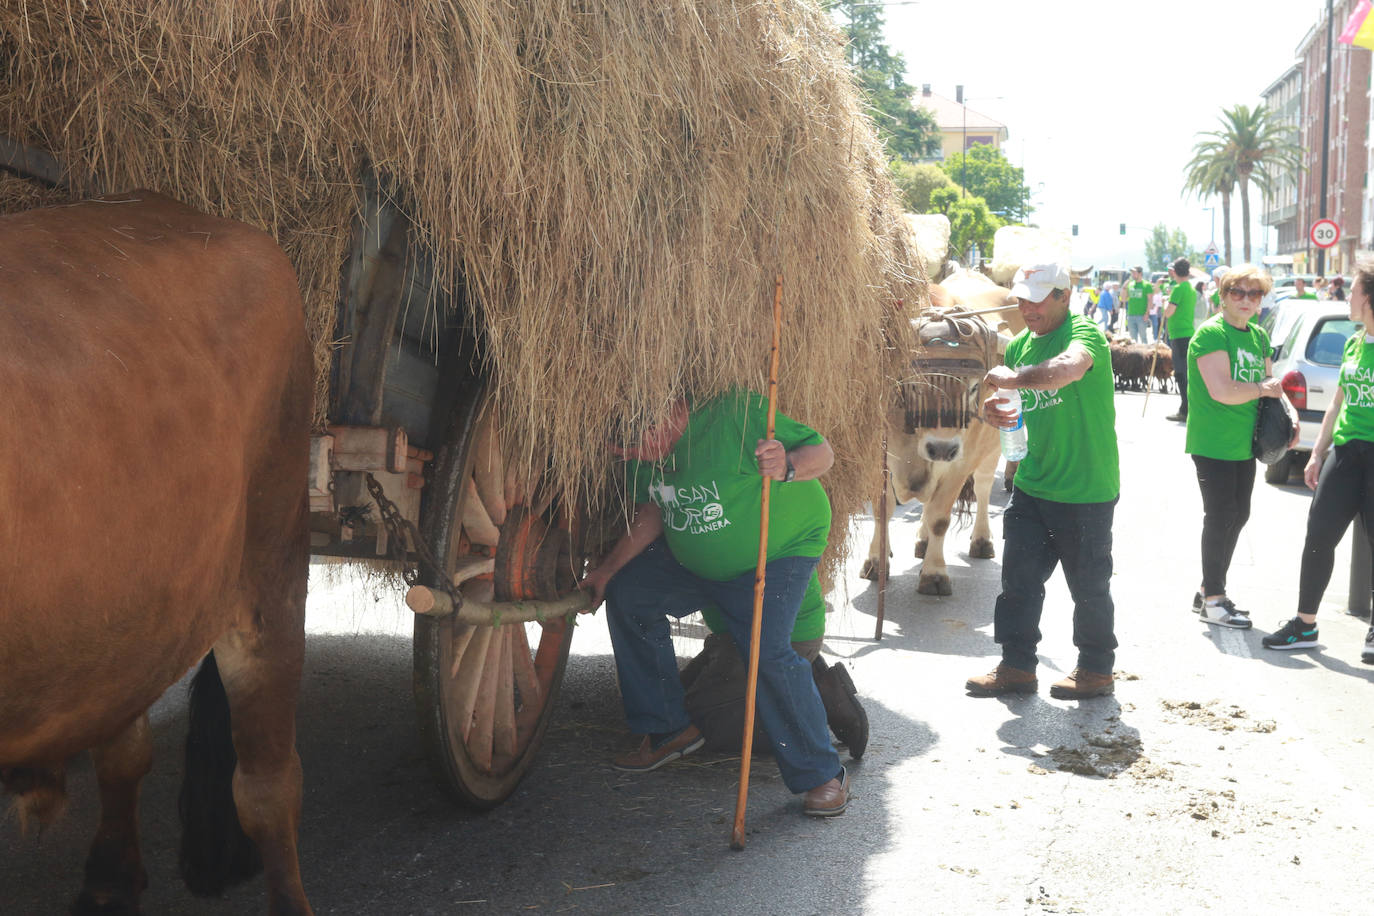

{"left": 880, "top": 0, "right": 1333, "bottom": 270}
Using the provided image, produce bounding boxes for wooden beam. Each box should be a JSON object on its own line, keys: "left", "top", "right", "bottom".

{"left": 406, "top": 585, "right": 589, "bottom": 625}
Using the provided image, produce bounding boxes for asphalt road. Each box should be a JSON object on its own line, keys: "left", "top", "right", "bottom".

{"left": 6, "top": 386, "right": 1374, "bottom": 915}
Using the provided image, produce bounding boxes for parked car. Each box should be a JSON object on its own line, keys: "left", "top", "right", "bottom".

{"left": 1260, "top": 299, "right": 1360, "bottom": 484}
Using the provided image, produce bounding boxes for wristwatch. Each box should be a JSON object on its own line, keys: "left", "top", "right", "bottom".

{"left": 784, "top": 454, "right": 796, "bottom": 482}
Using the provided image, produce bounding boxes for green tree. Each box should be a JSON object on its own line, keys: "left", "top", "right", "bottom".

{"left": 929, "top": 187, "right": 1002, "bottom": 264}
{"left": 940, "top": 144, "right": 1032, "bottom": 222}
{"left": 1192, "top": 104, "right": 1302, "bottom": 263}
{"left": 889, "top": 160, "right": 958, "bottom": 212}
{"left": 1143, "top": 224, "right": 1194, "bottom": 272}
{"left": 1183, "top": 139, "right": 1237, "bottom": 267}
{"left": 829, "top": 2, "right": 940, "bottom": 161}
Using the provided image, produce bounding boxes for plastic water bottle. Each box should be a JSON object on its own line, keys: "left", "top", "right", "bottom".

{"left": 998, "top": 389, "right": 1028, "bottom": 461}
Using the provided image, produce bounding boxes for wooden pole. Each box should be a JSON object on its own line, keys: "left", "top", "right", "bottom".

{"left": 731, "top": 274, "right": 783, "bottom": 851}
{"left": 1143, "top": 343, "right": 1161, "bottom": 417}
{"left": 874, "top": 442, "right": 889, "bottom": 640}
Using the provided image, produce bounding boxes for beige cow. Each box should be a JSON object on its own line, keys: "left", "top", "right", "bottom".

{"left": 861, "top": 272, "right": 1025, "bottom": 595}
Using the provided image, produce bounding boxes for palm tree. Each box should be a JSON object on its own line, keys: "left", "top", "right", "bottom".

{"left": 1183, "top": 140, "right": 1237, "bottom": 267}
{"left": 1195, "top": 105, "right": 1303, "bottom": 263}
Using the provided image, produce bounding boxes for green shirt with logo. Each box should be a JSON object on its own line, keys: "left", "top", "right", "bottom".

{"left": 1126, "top": 280, "right": 1151, "bottom": 316}
{"left": 1004, "top": 313, "right": 1119, "bottom": 503}
{"left": 1333, "top": 334, "right": 1374, "bottom": 447}
{"left": 1168, "top": 281, "right": 1198, "bottom": 337}
{"left": 1185, "top": 314, "right": 1271, "bottom": 460}
{"left": 625, "top": 389, "right": 831, "bottom": 582}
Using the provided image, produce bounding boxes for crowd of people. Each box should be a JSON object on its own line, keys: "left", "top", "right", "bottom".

{"left": 575, "top": 257, "right": 1374, "bottom": 823}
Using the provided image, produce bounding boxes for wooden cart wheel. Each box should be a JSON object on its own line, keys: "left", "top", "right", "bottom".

{"left": 414, "top": 388, "right": 580, "bottom": 808}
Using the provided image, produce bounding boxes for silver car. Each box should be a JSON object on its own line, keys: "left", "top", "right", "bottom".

{"left": 1260, "top": 300, "right": 1361, "bottom": 484}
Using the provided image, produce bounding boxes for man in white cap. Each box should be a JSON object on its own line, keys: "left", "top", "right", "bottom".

{"left": 965, "top": 260, "right": 1121, "bottom": 700}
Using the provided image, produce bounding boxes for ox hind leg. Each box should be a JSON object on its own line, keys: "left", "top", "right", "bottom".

{"left": 860, "top": 484, "right": 897, "bottom": 581}
{"left": 193, "top": 570, "right": 311, "bottom": 916}
{"left": 968, "top": 451, "right": 998, "bottom": 560}
{"left": 73, "top": 715, "right": 153, "bottom": 915}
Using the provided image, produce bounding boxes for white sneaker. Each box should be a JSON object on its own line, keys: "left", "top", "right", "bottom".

{"left": 1200, "top": 597, "right": 1252, "bottom": 629}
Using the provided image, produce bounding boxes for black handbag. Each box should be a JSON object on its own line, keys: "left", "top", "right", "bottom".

{"left": 1253, "top": 395, "right": 1294, "bottom": 464}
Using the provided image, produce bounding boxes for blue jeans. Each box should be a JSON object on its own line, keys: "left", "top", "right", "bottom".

{"left": 1098, "top": 306, "right": 1112, "bottom": 332}
{"left": 604, "top": 539, "right": 839, "bottom": 793}
{"left": 1127, "top": 314, "right": 1147, "bottom": 343}
{"left": 1149, "top": 312, "right": 1161, "bottom": 342}
{"left": 994, "top": 488, "right": 1118, "bottom": 675}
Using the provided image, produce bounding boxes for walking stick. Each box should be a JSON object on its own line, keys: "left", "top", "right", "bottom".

{"left": 1143, "top": 337, "right": 1164, "bottom": 417}
{"left": 731, "top": 273, "right": 783, "bottom": 851}
{"left": 874, "top": 443, "right": 889, "bottom": 640}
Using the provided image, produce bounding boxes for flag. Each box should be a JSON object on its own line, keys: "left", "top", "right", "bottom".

{"left": 1339, "top": 0, "right": 1374, "bottom": 50}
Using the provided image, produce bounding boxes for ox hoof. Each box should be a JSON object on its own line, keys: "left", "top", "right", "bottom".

{"left": 917, "top": 573, "right": 953, "bottom": 596}
{"left": 859, "top": 559, "right": 878, "bottom": 581}
{"left": 969, "top": 538, "right": 995, "bottom": 559}
{"left": 913, "top": 539, "right": 928, "bottom": 559}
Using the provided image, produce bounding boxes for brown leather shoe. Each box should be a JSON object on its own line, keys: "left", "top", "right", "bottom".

{"left": 802, "top": 766, "right": 849, "bottom": 817}
{"left": 612, "top": 725, "right": 704, "bottom": 772}
{"left": 965, "top": 664, "right": 1037, "bottom": 697}
{"left": 1049, "top": 668, "right": 1114, "bottom": 699}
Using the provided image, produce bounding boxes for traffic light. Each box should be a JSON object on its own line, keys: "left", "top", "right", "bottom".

{"left": 1072, "top": 224, "right": 1078, "bottom": 236}
{"left": 1119, "top": 223, "right": 1126, "bottom": 235}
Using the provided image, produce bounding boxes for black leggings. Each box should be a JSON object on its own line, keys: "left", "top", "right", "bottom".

{"left": 1297, "top": 440, "right": 1374, "bottom": 615}
{"left": 1192, "top": 454, "right": 1255, "bottom": 596}
{"left": 1171, "top": 336, "right": 1190, "bottom": 415}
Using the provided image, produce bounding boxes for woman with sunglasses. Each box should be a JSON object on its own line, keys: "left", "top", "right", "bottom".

{"left": 1264, "top": 264, "right": 1374, "bottom": 662}
{"left": 1184, "top": 264, "right": 1286, "bottom": 628}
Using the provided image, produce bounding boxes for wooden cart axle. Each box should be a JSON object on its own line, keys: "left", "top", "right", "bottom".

{"left": 406, "top": 585, "right": 590, "bottom": 626}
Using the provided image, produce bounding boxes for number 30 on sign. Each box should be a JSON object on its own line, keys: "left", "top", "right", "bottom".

{"left": 1310, "top": 219, "right": 1340, "bottom": 249}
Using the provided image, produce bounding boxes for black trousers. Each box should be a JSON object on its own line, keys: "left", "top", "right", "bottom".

{"left": 1171, "top": 336, "right": 1190, "bottom": 415}
{"left": 1192, "top": 454, "right": 1255, "bottom": 597}
{"left": 994, "top": 488, "right": 1118, "bottom": 675}
{"left": 1297, "top": 440, "right": 1374, "bottom": 615}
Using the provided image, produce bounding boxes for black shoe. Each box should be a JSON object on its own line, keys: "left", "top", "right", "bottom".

{"left": 1261, "top": 616, "right": 1319, "bottom": 650}
{"left": 1199, "top": 597, "right": 1251, "bottom": 629}
{"left": 813, "top": 656, "right": 869, "bottom": 759}
{"left": 1165, "top": 412, "right": 1187, "bottom": 422}
{"left": 1362, "top": 626, "right": 1374, "bottom": 664}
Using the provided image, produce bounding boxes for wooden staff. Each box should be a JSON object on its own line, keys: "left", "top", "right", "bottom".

{"left": 1143, "top": 340, "right": 1163, "bottom": 417}
{"left": 874, "top": 443, "right": 889, "bottom": 640}
{"left": 731, "top": 273, "right": 783, "bottom": 851}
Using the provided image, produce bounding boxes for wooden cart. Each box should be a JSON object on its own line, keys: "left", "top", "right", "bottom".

{"left": 307, "top": 173, "right": 592, "bottom": 809}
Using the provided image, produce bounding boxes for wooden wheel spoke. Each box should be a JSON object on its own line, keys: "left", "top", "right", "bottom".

{"left": 493, "top": 626, "right": 517, "bottom": 761}
{"left": 472, "top": 410, "right": 507, "bottom": 526}
{"left": 461, "top": 477, "right": 501, "bottom": 547}
{"left": 510, "top": 623, "right": 541, "bottom": 720}
{"left": 452, "top": 623, "right": 494, "bottom": 744}
{"left": 466, "top": 627, "right": 505, "bottom": 771}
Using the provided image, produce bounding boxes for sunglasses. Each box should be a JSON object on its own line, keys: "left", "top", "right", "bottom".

{"left": 1227, "top": 287, "right": 1264, "bottom": 302}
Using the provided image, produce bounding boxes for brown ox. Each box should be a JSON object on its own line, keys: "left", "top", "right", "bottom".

{"left": 0, "top": 193, "right": 312, "bottom": 914}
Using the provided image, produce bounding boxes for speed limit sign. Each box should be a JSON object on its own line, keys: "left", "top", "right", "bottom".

{"left": 1311, "top": 218, "right": 1341, "bottom": 249}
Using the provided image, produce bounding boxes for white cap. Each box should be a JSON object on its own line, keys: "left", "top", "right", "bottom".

{"left": 1010, "top": 261, "right": 1071, "bottom": 302}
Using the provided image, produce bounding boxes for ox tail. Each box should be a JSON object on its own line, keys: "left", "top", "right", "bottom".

{"left": 1, "top": 765, "right": 67, "bottom": 834}
{"left": 179, "top": 651, "right": 262, "bottom": 895}
{"left": 951, "top": 474, "right": 975, "bottom": 523}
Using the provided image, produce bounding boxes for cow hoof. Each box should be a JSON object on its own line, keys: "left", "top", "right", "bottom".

{"left": 859, "top": 559, "right": 878, "bottom": 581}
{"left": 913, "top": 539, "right": 927, "bottom": 559}
{"left": 917, "top": 573, "right": 952, "bottom": 596}
{"left": 969, "top": 538, "right": 995, "bottom": 559}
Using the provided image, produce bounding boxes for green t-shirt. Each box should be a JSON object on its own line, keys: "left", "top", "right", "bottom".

{"left": 1184, "top": 314, "right": 1271, "bottom": 460}
{"left": 626, "top": 389, "right": 831, "bottom": 581}
{"left": 1168, "top": 281, "right": 1197, "bottom": 337}
{"left": 1332, "top": 334, "right": 1374, "bottom": 446}
{"left": 1293, "top": 291, "right": 1318, "bottom": 300}
{"left": 1126, "top": 280, "right": 1151, "bottom": 316}
{"left": 700, "top": 570, "right": 824, "bottom": 641}
{"left": 1004, "top": 313, "right": 1120, "bottom": 503}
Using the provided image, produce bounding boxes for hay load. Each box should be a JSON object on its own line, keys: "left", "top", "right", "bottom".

{"left": 0, "top": 1, "right": 924, "bottom": 564}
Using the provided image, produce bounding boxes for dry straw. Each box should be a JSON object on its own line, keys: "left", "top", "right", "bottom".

{"left": 0, "top": 1, "right": 926, "bottom": 573}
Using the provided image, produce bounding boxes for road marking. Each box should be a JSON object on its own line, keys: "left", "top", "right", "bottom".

{"left": 1213, "top": 626, "right": 1253, "bottom": 658}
